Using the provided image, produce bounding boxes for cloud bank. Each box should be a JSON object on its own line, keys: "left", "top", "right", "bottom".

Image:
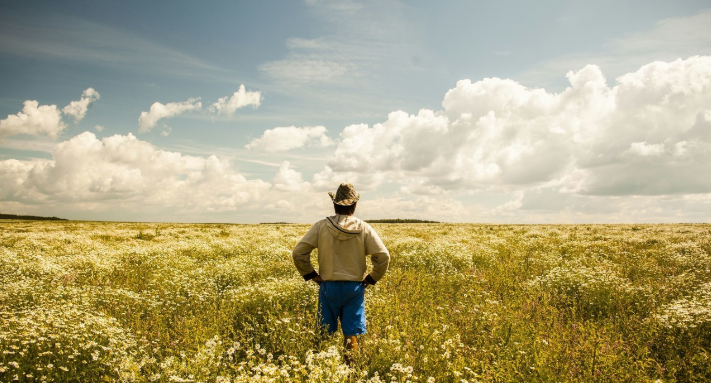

{"left": 245, "top": 125, "right": 334, "bottom": 152}
{"left": 0, "top": 132, "right": 269, "bottom": 213}
{"left": 2, "top": 56, "right": 711, "bottom": 222}
{"left": 317, "top": 56, "right": 711, "bottom": 199}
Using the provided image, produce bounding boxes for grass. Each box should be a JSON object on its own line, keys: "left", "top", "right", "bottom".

{"left": 1, "top": 221, "right": 710, "bottom": 382}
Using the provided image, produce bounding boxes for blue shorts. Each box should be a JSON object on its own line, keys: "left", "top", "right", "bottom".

{"left": 318, "top": 281, "right": 367, "bottom": 336}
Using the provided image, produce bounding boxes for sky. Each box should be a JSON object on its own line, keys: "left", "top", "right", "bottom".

{"left": 1, "top": 0, "right": 711, "bottom": 223}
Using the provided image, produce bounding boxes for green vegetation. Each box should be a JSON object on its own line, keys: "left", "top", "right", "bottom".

{"left": 1, "top": 222, "right": 710, "bottom": 382}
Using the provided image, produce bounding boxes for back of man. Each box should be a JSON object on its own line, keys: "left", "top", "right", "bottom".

{"left": 292, "top": 183, "right": 390, "bottom": 362}
{"left": 295, "top": 214, "right": 389, "bottom": 283}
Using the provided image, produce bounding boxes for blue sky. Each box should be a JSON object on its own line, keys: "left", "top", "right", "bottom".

{"left": 1, "top": 0, "right": 711, "bottom": 223}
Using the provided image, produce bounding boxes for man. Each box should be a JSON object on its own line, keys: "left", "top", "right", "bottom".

{"left": 292, "top": 183, "right": 390, "bottom": 361}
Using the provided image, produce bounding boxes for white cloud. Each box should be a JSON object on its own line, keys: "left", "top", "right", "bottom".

{"left": 0, "top": 132, "right": 340, "bottom": 222}
{"left": 317, "top": 56, "right": 711, "bottom": 198}
{"left": 310, "top": 165, "right": 388, "bottom": 193}
{"left": 264, "top": 199, "right": 296, "bottom": 211}
{"left": 628, "top": 142, "right": 665, "bottom": 156}
{"left": 210, "top": 85, "right": 261, "bottom": 115}
{"left": 138, "top": 98, "right": 202, "bottom": 133}
{"left": 62, "top": 88, "right": 100, "bottom": 122}
{"left": 0, "top": 132, "right": 270, "bottom": 213}
{"left": 0, "top": 159, "right": 35, "bottom": 201}
{"left": 0, "top": 100, "right": 66, "bottom": 139}
{"left": 245, "top": 125, "right": 334, "bottom": 152}
{"left": 272, "top": 161, "right": 308, "bottom": 192}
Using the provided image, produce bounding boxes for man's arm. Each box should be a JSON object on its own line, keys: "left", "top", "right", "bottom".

{"left": 292, "top": 223, "right": 320, "bottom": 281}
{"left": 363, "top": 226, "right": 390, "bottom": 284}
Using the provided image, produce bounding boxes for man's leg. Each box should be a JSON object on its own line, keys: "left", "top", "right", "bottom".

{"left": 318, "top": 282, "right": 340, "bottom": 334}
{"left": 344, "top": 335, "right": 358, "bottom": 351}
{"left": 343, "top": 335, "right": 358, "bottom": 365}
{"left": 340, "top": 282, "right": 366, "bottom": 365}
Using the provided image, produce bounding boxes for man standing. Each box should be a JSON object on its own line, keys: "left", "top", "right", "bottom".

{"left": 292, "top": 183, "right": 390, "bottom": 361}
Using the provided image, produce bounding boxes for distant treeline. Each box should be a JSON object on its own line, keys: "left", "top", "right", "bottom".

{"left": 0, "top": 213, "right": 68, "bottom": 221}
{"left": 366, "top": 218, "right": 439, "bottom": 223}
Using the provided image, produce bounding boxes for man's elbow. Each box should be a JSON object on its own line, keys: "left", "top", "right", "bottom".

{"left": 377, "top": 251, "right": 391, "bottom": 264}
{"left": 373, "top": 252, "right": 390, "bottom": 271}
{"left": 292, "top": 243, "right": 308, "bottom": 259}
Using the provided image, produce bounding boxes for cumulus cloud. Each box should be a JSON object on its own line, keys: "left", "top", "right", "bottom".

{"left": 317, "top": 56, "right": 711, "bottom": 199}
{"left": 627, "top": 142, "right": 665, "bottom": 156}
{"left": 272, "top": 161, "right": 308, "bottom": 192}
{"left": 138, "top": 98, "right": 201, "bottom": 133}
{"left": 245, "top": 125, "right": 334, "bottom": 152}
{"left": 0, "top": 100, "right": 66, "bottom": 139}
{"left": 0, "top": 131, "right": 269, "bottom": 212}
{"left": 62, "top": 88, "right": 100, "bottom": 122}
{"left": 4, "top": 56, "right": 711, "bottom": 223}
{"left": 210, "top": 85, "right": 261, "bottom": 115}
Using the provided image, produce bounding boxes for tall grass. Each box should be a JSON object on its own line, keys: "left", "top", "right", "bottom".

{"left": 1, "top": 221, "right": 710, "bottom": 382}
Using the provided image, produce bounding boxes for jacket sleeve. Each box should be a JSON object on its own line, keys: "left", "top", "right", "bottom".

{"left": 292, "top": 222, "right": 320, "bottom": 280}
{"left": 364, "top": 225, "right": 390, "bottom": 283}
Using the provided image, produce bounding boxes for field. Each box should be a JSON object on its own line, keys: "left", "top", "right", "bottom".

{"left": 1, "top": 221, "right": 710, "bottom": 382}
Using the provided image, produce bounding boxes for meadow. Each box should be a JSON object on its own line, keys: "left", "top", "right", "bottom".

{"left": 1, "top": 221, "right": 710, "bottom": 382}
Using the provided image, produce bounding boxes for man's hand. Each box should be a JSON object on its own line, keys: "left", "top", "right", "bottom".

{"left": 313, "top": 275, "right": 323, "bottom": 285}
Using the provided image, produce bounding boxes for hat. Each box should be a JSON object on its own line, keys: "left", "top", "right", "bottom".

{"left": 328, "top": 183, "right": 360, "bottom": 206}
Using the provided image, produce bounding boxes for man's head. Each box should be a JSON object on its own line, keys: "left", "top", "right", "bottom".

{"left": 329, "top": 183, "right": 359, "bottom": 215}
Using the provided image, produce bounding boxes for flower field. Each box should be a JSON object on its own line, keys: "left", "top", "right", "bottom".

{"left": 1, "top": 221, "right": 710, "bottom": 382}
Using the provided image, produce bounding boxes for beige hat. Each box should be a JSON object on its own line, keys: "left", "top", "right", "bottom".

{"left": 328, "top": 183, "right": 360, "bottom": 206}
